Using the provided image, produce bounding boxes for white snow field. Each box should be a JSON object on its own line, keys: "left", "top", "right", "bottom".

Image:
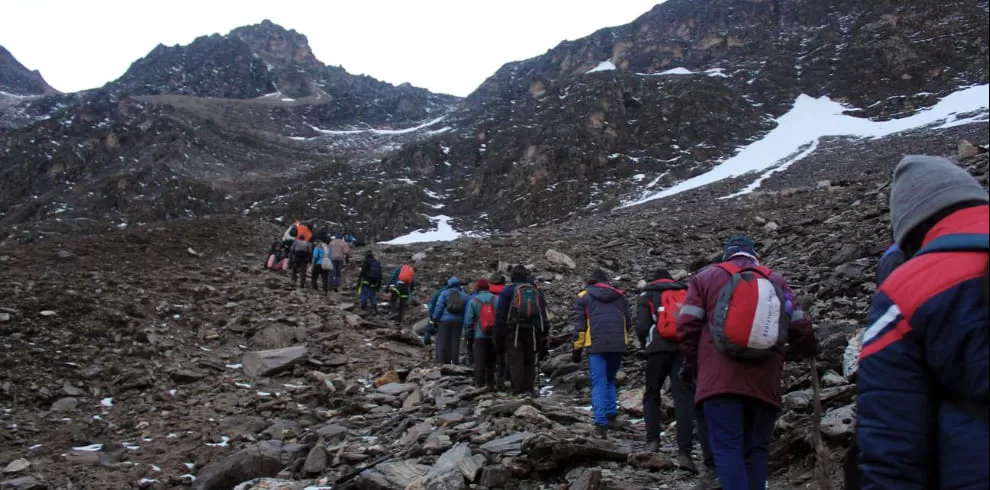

{"left": 381, "top": 215, "right": 463, "bottom": 245}
{"left": 621, "top": 84, "right": 990, "bottom": 207}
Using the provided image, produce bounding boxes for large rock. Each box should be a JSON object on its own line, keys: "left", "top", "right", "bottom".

{"left": 50, "top": 397, "right": 78, "bottom": 412}
{"left": 545, "top": 249, "right": 576, "bottom": 270}
{"left": 242, "top": 345, "right": 308, "bottom": 377}
{"left": 302, "top": 445, "right": 327, "bottom": 475}
{"left": 478, "top": 432, "right": 532, "bottom": 457}
{"left": 357, "top": 460, "right": 429, "bottom": 489}
{"left": 821, "top": 404, "right": 856, "bottom": 440}
{"left": 377, "top": 382, "right": 418, "bottom": 396}
{"left": 412, "top": 318, "right": 431, "bottom": 335}
{"left": 618, "top": 388, "right": 645, "bottom": 417}
{"left": 191, "top": 441, "right": 283, "bottom": 490}
{"left": 412, "top": 443, "right": 475, "bottom": 490}
{"left": 0, "top": 476, "right": 45, "bottom": 490}
{"left": 782, "top": 385, "right": 855, "bottom": 410}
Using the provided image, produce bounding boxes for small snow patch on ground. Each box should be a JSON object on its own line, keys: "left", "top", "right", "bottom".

{"left": 586, "top": 61, "right": 617, "bottom": 73}
{"left": 659, "top": 67, "right": 694, "bottom": 75}
{"left": 100, "top": 398, "right": 113, "bottom": 408}
{"left": 73, "top": 444, "right": 103, "bottom": 452}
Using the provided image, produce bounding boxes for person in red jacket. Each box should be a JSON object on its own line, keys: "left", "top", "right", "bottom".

{"left": 678, "top": 236, "right": 818, "bottom": 490}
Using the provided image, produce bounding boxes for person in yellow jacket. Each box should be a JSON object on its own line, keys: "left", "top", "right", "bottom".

{"left": 572, "top": 269, "right": 631, "bottom": 439}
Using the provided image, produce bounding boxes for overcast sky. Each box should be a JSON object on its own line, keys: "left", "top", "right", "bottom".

{"left": 0, "top": 0, "right": 662, "bottom": 97}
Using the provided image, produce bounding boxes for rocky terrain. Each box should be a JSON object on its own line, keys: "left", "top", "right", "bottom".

{"left": 1, "top": 0, "right": 989, "bottom": 488}
{"left": 1, "top": 118, "right": 986, "bottom": 489}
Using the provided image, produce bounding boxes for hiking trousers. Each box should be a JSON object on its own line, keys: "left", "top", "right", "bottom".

{"left": 359, "top": 283, "right": 378, "bottom": 310}
{"left": 389, "top": 283, "right": 410, "bottom": 324}
{"left": 589, "top": 352, "right": 622, "bottom": 426}
{"left": 473, "top": 337, "right": 496, "bottom": 388}
{"left": 329, "top": 259, "right": 345, "bottom": 290}
{"left": 703, "top": 395, "right": 779, "bottom": 490}
{"left": 311, "top": 266, "right": 329, "bottom": 292}
{"left": 435, "top": 322, "right": 462, "bottom": 364}
{"left": 645, "top": 352, "right": 713, "bottom": 465}
{"left": 506, "top": 325, "right": 538, "bottom": 395}
{"left": 291, "top": 252, "right": 310, "bottom": 286}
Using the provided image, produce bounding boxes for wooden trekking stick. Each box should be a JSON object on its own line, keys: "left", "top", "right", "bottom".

{"left": 808, "top": 356, "right": 834, "bottom": 490}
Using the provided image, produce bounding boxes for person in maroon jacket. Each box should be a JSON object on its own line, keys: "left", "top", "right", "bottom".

{"left": 678, "top": 236, "right": 819, "bottom": 490}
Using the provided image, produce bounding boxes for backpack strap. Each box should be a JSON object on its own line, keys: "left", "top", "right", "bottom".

{"left": 915, "top": 233, "right": 989, "bottom": 256}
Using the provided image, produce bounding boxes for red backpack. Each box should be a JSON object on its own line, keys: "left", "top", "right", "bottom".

{"left": 648, "top": 286, "right": 687, "bottom": 341}
{"left": 477, "top": 297, "right": 497, "bottom": 334}
{"left": 710, "top": 262, "right": 790, "bottom": 360}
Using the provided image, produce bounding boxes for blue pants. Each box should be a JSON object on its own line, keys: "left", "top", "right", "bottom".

{"left": 588, "top": 352, "right": 622, "bottom": 426}
{"left": 329, "top": 260, "right": 344, "bottom": 289}
{"left": 703, "top": 395, "right": 779, "bottom": 490}
{"left": 360, "top": 284, "right": 377, "bottom": 309}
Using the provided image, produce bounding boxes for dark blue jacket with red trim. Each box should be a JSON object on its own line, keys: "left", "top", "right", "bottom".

{"left": 857, "top": 205, "right": 989, "bottom": 490}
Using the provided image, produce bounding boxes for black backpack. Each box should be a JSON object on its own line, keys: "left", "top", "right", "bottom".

{"left": 446, "top": 291, "right": 466, "bottom": 314}
{"left": 367, "top": 259, "right": 383, "bottom": 281}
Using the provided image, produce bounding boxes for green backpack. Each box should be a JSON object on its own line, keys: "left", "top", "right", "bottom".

{"left": 511, "top": 284, "right": 541, "bottom": 323}
{"left": 446, "top": 291, "right": 466, "bottom": 314}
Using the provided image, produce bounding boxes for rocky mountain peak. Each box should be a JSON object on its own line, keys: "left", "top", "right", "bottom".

{"left": 0, "top": 45, "right": 58, "bottom": 96}
{"left": 230, "top": 19, "right": 321, "bottom": 71}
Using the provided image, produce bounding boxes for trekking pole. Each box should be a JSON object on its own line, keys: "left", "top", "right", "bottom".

{"left": 808, "top": 356, "right": 834, "bottom": 490}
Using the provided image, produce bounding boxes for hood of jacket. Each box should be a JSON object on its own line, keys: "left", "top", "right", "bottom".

{"left": 643, "top": 279, "right": 686, "bottom": 293}
{"left": 585, "top": 283, "right": 624, "bottom": 303}
{"left": 446, "top": 277, "right": 461, "bottom": 288}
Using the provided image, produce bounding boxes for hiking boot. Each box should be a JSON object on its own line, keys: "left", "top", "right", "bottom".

{"left": 644, "top": 441, "right": 660, "bottom": 453}
{"left": 606, "top": 413, "right": 620, "bottom": 430}
{"left": 593, "top": 425, "right": 608, "bottom": 440}
{"left": 678, "top": 454, "right": 699, "bottom": 474}
{"left": 692, "top": 473, "right": 721, "bottom": 490}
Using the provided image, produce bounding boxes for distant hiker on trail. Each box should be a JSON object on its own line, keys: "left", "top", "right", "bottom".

{"left": 422, "top": 281, "right": 446, "bottom": 347}
{"left": 678, "top": 235, "right": 819, "bottom": 490}
{"left": 572, "top": 269, "right": 631, "bottom": 439}
{"left": 431, "top": 277, "right": 469, "bottom": 365}
{"left": 635, "top": 268, "right": 714, "bottom": 476}
{"left": 464, "top": 279, "right": 498, "bottom": 388}
{"left": 856, "top": 155, "right": 989, "bottom": 489}
{"left": 313, "top": 224, "right": 331, "bottom": 245}
{"left": 328, "top": 234, "right": 350, "bottom": 292}
{"left": 310, "top": 239, "right": 332, "bottom": 293}
{"left": 358, "top": 251, "right": 383, "bottom": 313}
{"left": 295, "top": 222, "right": 313, "bottom": 242}
{"left": 386, "top": 264, "right": 416, "bottom": 324}
{"left": 289, "top": 233, "right": 313, "bottom": 289}
{"left": 493, "top": 265, "right": 549, "bottom": 396}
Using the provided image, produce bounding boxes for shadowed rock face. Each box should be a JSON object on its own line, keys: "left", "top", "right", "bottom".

{"left": 0, "top": 45, "right": 58, "bottom": 96}
{"left": 0, "top": 1, "right": 987, "bottom": 242}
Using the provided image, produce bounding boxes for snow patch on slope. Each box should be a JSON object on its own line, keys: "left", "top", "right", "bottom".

{"left": 586, "top": 61, "right": 617, "bottom": 73}
{"left": 381, "top": 215, "right": 463, "bottom": 245}
{"left": 301, "top": 116, "right": 448, "bottom": 138}
{"left": 621, "top": 84, "right": 989, "bottom": 207}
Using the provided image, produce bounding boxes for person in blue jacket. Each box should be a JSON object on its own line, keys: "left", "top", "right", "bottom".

{"left": 431, "top": 277, "right": 468, "bottom": 365}
{"left": 309, "top": 241, "right": 331, "bottom": 293}
{"left": 857, "top": 155, "right": 989, "bottom": 489}
{"left": 464, "top": 279, "right": 498, "bottom": 388}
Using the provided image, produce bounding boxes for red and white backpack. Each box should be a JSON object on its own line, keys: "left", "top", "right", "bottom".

{"left": 709, "top": 263, "right": 790, "bottom": 359}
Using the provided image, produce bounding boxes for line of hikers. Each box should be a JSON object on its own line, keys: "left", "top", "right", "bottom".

{"left": 422, "top": 266, "right": 550, "bottom": 396}
{"left": 264, "top": 155, "right": 987, "bottom": 490}
{"left": 413, "top": 155, "right": 988, "bottom": 490}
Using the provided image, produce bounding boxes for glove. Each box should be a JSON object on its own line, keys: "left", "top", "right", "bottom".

{"left": 571, "top": 348, "right": 583, "bottom": 364}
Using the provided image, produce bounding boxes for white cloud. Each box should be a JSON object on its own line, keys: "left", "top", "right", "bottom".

{"left": 0, "top": 0, "right": 663, "bottom": 97}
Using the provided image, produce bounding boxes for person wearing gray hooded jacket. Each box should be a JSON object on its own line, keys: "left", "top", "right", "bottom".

{"left": 431, "top": 277, "right": 469, "bottom": 365}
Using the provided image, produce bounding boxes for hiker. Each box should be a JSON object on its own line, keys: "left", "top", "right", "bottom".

{"left": 635, "top": 269, "right": 714, "bottom": 474}
{"left": 572, "top": 269, "right": 631, "bottom": 439}
{"left": 313, "top": 224, "right": 331, "bottom": 244}
{"left": 328, "top": 234, "right": 350, "bottom": 292}
{"left": 386, "top": 264, "right": 416, "bottom": 324}
{"left": 296, "top": 222, "right": 313, "bottom": 242}
{"left": 310, "top": 239, "right": 332, "bottom": 293}
{"left": 857, "top": 155, "right": 989, "bottom": 489}
{"left": 488, "top": 273, "right": 510, "bottom": 386}
{"left": 289, "top": 233, "right": 313, "bottom": 288}
{"left": 431, "top": 277, "right": 469, "bottom": 364}
{"left": 678, "top": 236, "right": 819, "bottom": 490}
{"left": 358, "top": 251, "right": 383, "bottom": 312}
{"left": 494, "top": 265, "right": 549, "bottom": 396}
{"left": 464, "top": 278, "right": 498, "bottom": 388}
